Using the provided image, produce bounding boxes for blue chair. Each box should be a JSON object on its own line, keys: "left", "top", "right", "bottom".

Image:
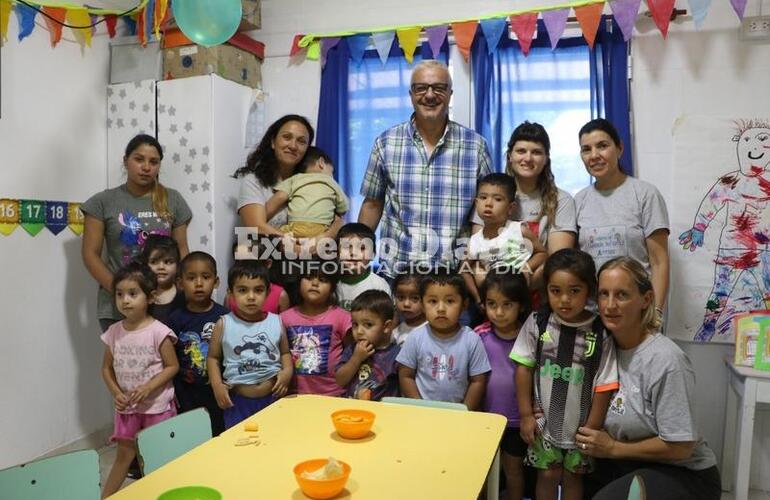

{"left": 381, "top": 396, "right": 468, "bottom": 411}
{"left": 137, "top": 408, "right": 212, "bottom": 474}
{"left": 381, "top": 396, "right": 499, "bottom": 500}
{"left": 0, "top": 449, "right": 100, "bottom": 500}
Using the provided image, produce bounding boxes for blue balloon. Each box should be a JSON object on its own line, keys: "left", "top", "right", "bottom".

{"left": 174, "top": 0, "right": 242, "bottom": 48}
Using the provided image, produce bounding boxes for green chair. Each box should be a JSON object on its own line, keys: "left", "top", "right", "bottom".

{"left": 137, "top": 408, "right": 212, "bottom": 474}
{"left": 381, "top": 397, "right": 499, "bottom": 500}
{"left": 627, "top": 475, "right": 646, "bottom": 500}
{"left": 381, "top": 396, "right": 468, "bottom": 411}
{"left": 0, "top": 449, "right": 100, "bottom": 500}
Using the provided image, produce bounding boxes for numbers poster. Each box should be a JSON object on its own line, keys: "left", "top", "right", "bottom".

{"left": 0, "top": 198, "right": 84, "bottom": 236}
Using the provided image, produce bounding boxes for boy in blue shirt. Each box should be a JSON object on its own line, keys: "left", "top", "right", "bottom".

{"left": 167, "top": 252, "right": 229, "bottom": 436}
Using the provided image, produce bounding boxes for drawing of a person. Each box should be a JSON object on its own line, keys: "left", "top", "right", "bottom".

{"left": 679, "top": 121, "right": 770, "bottom": 340}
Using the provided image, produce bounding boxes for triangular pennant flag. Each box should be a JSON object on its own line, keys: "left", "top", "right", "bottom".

{"left": 425, "top": 25, "right": 448, "bottom": 58}
{"left": 0, "top": 199, "right": 19, "bottom": 236}
{"left": 730, "top": 0, "right": 747, "bottom": 20}
{"left": 372, "top": 31, "right": 395, "bottom": 65}
{"left": 45, "top": 201, "right": 68, "bottom": 235}
{"left": 451, "top": 21, "right": 478, "bottom": 62}
{"left": 123, "top": 16, "right": 137, "bottom": 36}
{"left": 42, "top": 7, "right": 66, "bottom": 47}
{"left": 574, "top": 3, "right": 605, "bottom": 49}
{"left": 0, "top": 0, "right": 11, "bottom": 43}
{"left": 90, "top": 15, "right": 98, "bottom": 37}
{"left": 479, "top": 18, "right": 507, "bottom": 55}
{"left": 688, "top": 0, "right": 712, "bottom": 28}
{"left": 67, "top": 203, "right": 85, "bottom": 236}
{"left": 290, "top": 34, "right": 305, "bottom": 56}
{"left": 145, "top": 0, "right": 156, "bottom": 42}
{"left": 136, "top": 8, "right": 146, "bottom": 45}
{"left": 105, "top": 15, "right": 118, "bottom": 38}
{"left": 509, "top": 13, "right": 538, "bottom": 56}
{"left": 542, "top": 9, "right": 569, "bottom": 49}
{"left": 306, "top": 40, "right": 321, "bottom": 60}
{"left": 346, "top": 33, "right": 370, "bottom": 65}
{"left": 19, "top": 200, "right": 45, "bottom": 236}
{"left": 155, "top": 0, "right": 168, "bottom": 39}
{"left": 396, "top": 27, "right": 421, "bottom": 64}
{"left": 67, "top": 8, "right": 92, "bottom": 47}
{"left": 14, "top": 3, "right": 37, "bottom": 42}
{"left": 609, "top": 0, "right": 641, "bottom": 41}
{"left": 646, "top": 0, "right": 676, "bottom": 38}
{"left": 320, "top": 37, "right": 341, "bottom": 68}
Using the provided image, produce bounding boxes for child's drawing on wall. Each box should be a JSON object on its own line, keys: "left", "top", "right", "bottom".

{"left": 678, "top": 120, "right": 770, "bottom": 341}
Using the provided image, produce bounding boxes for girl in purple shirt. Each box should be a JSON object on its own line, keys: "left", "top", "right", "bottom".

{"left": 475, "top": 271, "right": 531, "bottom": 500}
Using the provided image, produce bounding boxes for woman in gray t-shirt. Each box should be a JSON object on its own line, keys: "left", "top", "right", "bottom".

{"left": 235, "top": 115, "right": 316, "bottom": 237}
{"left": 81, "top": 134, "right": 192, "bottom": 330}
{"left": 576, "top": 257, "right": 720, "bottom": 500}
{"left": 575, "top": 118, "right": 670, "bottom": 315}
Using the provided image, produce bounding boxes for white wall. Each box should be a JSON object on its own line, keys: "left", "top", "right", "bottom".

{"left": 0, "top": 25, "right": 114, "bottom": 467}
{"left": 251, "top": 0, "right": 770, "bottom": 489}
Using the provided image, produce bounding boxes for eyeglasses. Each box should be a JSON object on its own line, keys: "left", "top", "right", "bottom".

{"left": 410, "top": 83, "right": 451, "bottom": 96}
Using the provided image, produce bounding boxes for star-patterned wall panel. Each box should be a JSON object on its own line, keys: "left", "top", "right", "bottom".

{"left": 157, "top": 76, "right": 215, "bottom": 253}
{"left": 106, "top": 80, "right": 157, "bottom": 188}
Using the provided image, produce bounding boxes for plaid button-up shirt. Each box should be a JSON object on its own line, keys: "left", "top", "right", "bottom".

{"left": 360, "top": 116, "right": 493, "bottom": 277}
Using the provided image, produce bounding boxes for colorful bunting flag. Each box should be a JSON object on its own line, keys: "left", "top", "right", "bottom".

{"left": 347, "top": 33, "right": 370, "bottom": 65}
{"left": 42, "top": 7, "right": 66, "bottom": 47}
{"left": 542, "top": 9, "right": 569, "bottom": 49}
{"left": 688, "top": 0, "right": 712, "bottom": 28}
{"left": 396, "top": 27, "right": 421, "bottom": 64}
{"left": 320, "top": 37, "right": 341, "bottom": 68}
{"left": 509, "top": 13, "right": 538, "bottom": 56}
{"left": 480, "top": 18, "right": 507, "bottom": 55}
{"left": 647, "top": 0, "right": 676, "bottom": 38}
{"left": 136, "top": 7, "right": 146, "bottom": 45}
{"left": 144, "top": 0, "right": 156, "bottom": 43}
{"left": 154, "top": 0, "right": 168, "bottom": 39}
{"left": 306, "top": 40, "right": 321, "bottom": 60}
{"left": 372, "top": 31, "right": 395, "bottom": 65}
{"left": 14, "top": 3, "right": 37, "bottom": 42}
{"left": 609, "top": 0, "right": 641, "bottom": 41}
{"left": 730, "top": 0, "right": 747, "bottom": 20}
{"left": 105, "top": 15, "right": 118, "bottom": 38}
{"left": 290, "top": 34, "right": 305, "bottom": 57}
{"left": 425, "top": 25, "right": 448, "bottom": 59}
{"left": 67, "top": 8, "right": 92, "bottom": 47}
{"left": 19, "top": 200, "right": 45, "bottom": 236}
{"left": 0, "top": 0, "right": 11, "bottom": 43}
{"left": 123, "top": 15, "right": 137, "bottom": 36}
{"left": 0, "top": 199, "right": 19, "bottom": 236}
{"left": 451, "top": 21, "right": 478, "bottom": 62}
{"left": 45, "top": 201, "right": 68, "bottom": 235}
{"left": 68, "top": 203, "right": 85, "bottom": 236}
{"left": 575, "top": 3, "right": 605, "bottom": 48}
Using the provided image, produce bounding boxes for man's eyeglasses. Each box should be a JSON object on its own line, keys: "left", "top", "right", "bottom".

{"left": 410, "top": 83, "right": 451, "bottom": 96}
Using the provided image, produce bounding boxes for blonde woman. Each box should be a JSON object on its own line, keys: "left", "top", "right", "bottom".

{"left": 577, "top": 257, "right": 720, "bottom": 500}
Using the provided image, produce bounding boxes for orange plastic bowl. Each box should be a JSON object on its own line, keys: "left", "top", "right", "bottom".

{"left": 293, "top": 458, "right": 352, "bottom": 499}
{"left": 331, "top": 409, "right": 375, "bottom": 439}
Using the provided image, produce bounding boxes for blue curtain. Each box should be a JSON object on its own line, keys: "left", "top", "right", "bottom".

{"left": 472, "top": 18, "right": 631, "bottom": 181}
{"left": 318, "top": 39, "right": 449, "bottom": 221}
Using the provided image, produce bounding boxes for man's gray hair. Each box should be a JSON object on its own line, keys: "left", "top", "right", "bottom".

{"left": 411, "top": 60, "right": 453, "bottom": 89}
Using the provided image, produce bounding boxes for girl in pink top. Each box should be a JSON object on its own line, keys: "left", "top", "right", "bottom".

{"left": 280, "top": 262, "right": 352, "bottom": 396}
{"left": 101, "top": 262, "right": 179, "bottom": 497}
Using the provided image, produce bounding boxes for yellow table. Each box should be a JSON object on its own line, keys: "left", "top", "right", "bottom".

{"left": 110, "top": 394, "right": 507, "bottom": 499}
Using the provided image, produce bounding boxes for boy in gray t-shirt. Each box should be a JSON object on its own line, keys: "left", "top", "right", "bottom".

{"left": 396, "top": 273, "right": 491, "bottom": 408}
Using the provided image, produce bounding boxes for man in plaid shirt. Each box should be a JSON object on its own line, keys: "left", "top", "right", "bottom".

{"left": 358, "top": 60, "right": 493, "bottom": 279}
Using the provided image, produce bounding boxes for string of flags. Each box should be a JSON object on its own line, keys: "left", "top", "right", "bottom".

{"left": 0, "top": 0, "right": 168, "bottom": 48}
{"left": 292, "top": 0, "right": 751, "bottom": 66}
{"left": 0, "top": 198, "right": 84, "bottom": 236}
